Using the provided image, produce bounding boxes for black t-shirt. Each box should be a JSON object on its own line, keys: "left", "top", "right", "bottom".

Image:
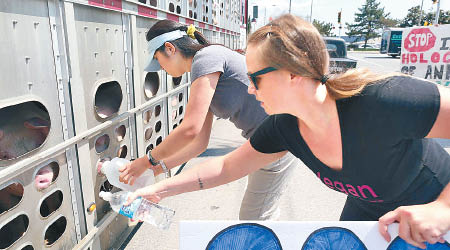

{"left": 250, "top": 76, "right": 450, "bottom": 203}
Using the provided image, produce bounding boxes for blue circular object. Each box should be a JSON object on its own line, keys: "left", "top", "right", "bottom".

{"left": 206, "top": 223, "right": 282, "bottom": 250}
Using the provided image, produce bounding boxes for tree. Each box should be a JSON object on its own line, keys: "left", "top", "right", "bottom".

{"left": 380, "top": 16, "right": 400, "bottom": 28}
{"left": 313, "top": 19, "right": 334, "bottom": 37}
{"left": 400, "top": 5, "right": 422, "bottom": 27}
{"left": 401, "top": 6, "right": 450, "bottom": 27}
{"left": 425, "top": 9, "right": 450, "bottom": 25}
{"left": 346, "top": 0, "right": 389, "bottom": 48}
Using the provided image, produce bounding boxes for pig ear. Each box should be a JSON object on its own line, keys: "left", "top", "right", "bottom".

{"left": 24, "top": 117, "right": 50, "bottom": 129}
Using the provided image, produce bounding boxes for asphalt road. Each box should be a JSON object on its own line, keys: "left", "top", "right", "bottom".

{"left": 121, "top": 52, "right": 448, "bottom": 250}
{"left": 348, "top": 51, "right": 401, "bottom": 74}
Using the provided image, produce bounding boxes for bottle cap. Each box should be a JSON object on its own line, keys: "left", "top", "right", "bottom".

{"left": 99, "top": 191, "right": 112, "bottom": 201}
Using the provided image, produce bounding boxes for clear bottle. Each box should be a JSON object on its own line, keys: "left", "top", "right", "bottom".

{"left": 99, "top": 191, "right": 175, "bottom": 230}
{"left": 98, "top": 157, "right": 155, "bottom": 191}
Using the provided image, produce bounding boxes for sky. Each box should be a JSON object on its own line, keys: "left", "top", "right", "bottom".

{"left": 247, "top": 0, "right": 450, "bottom": 36}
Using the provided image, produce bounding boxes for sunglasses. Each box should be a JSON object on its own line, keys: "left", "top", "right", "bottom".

{"left": 247, "top": 67, "right": 277, "bottom": 90}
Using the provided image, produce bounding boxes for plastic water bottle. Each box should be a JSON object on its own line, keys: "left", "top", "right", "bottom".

{"left": 98, "top": 157, "right": 155, "bottom": 192}
{"left": 99, "top": 191, "right": 175, "bottom": 230}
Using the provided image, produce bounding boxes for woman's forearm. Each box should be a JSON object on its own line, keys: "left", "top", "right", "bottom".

{"left": 155, "top": 156, "right": 229, "bottom": 199}
{"left": 151, "top": 123, "right": 197, "bottom": 160}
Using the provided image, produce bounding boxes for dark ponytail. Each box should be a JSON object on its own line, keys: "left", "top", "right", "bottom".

{"left": 146, "top": 19, "right": 210, "bottom": 58}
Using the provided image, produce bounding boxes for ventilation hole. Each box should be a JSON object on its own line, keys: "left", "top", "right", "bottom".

{"left": 145, "top": 127, "right": 153, "bottom": 141}
{"left": 94, "top": 81, "right": 122, "bottom": 119}
{"left": 40, "top": 190, "right": 63, "bottom": 218}
{"left": 178, "top": 93, "right": 183, "bottom": 102}
{"left": 194, "top": 12, "right": 197, "bottom": 19}
{"left": 0, "top": 183, "right": 24, "bottom": 214}
{"left": 156, "top": 137, "right": 162, "bottom": 146}
{"left": 155, "top": 105, "right": 161, "bottom": 117}
{"left": 178, "top": 106, "right": 184, "bottom": 115}
{"left": 150, "top": 0, "right": 157, "bottom": 6}
{"left": 173, "top": 124, "right": 178, "bottom": 130}
{"left": 179, "top": 119, "right": 183, "bottom": 124}
{"left": 100, "top": 180, "right": 113, "bottom": 192}
{"left": 172, "top": 76, "right": 182, "bottom": 88}
{"left": 193, "top": 0, "right": 197, "bottom": 8}
{"left": 0, "top": 101, "right": 50, "bottom": 160}
{"left": 0, "top": 214, "right": 29, "bottom": 248}
{"left": 203, "top": 16, "right": 205, "bottom": 22}
{"left": 117, "top": 145, "right": 127, "bottom": 158}
{"left": 171, "top": 96, "right": 178, "bottom": 107}
{"left": 35, "top": 162, "right": 59, "bottom": 191}
{"left": 206, "top": 17, "right": 209, "bottom": 22}
{"left": 95, "top": 134, "right": 110, "bottom": 153}
{"left": 155, "top": 121, "right": 162, "bottom": 133}
{"left": 44, "top": 216, "right": 66, "bottom": 246}
{"left": 176, "top": 5, "right": 181, "bottom": 14}
{"left": 144, "top": 72, "right": 160, "bottom": 99}
{"left": 143, "top": 109, "right": 152, "bottom": 124}
{"left": 169, "top": 3, "right": 175, "bottom": 12}
{"left": 206, "top": 6, "right": 208, "bottom": 13}
{"left": 138, "top": 0, "right": 146, "bottom": 3}
{"left": 146, "top": 144, "right": 154, "bottom": 154}
{"left": 21, "top": 245, "right": 34, "bottom": 250}
{"left": 189, "top": 10, "right": 193, "bottom": 18}
{"left": 115, "top": 125, "right": 126, "bottom": 141}
{"left": 172, "top": 110, "right": 178, "bottom": 121}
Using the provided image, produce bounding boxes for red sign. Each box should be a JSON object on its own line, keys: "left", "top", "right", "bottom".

{"left": 185, "top": 18, "right": 195, "bottom": 25}
{"left": 404, "top": 28, "right": 436, "bottom": 53}
{"left": 138, "top": 5, "right": 157, "bottom": 18}
{"left": 166, "top": 13, "right": 179, "bottom": 22}
{"left": 89, "top": 0, "right": 122, "bottom": 10}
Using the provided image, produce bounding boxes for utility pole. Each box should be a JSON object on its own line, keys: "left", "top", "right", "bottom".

{"left": 309, "top": 0, "right": 313, "bottom": 22}
{"left": 434, "top": 0, "right": 441, "bottom": 24}
{"left": 418, "top": 0, "right": 424, "bottom": 26}
{"left": 289, "top": 0, "right": 292, "bottom": 14}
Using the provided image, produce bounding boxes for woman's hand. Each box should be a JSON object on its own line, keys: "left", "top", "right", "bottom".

{"left": 119, "top": 157, "right": 153, "bottom": 185}
{"left": 124, "top": 185, "right": 163, "bottom": 206}
{"left": 378, "top": 200, "right": 450, "bottom": 249}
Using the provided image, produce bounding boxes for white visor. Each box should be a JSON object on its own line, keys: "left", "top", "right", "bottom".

{"left": 144, "top": 30, "right": 187, "bottom": 72}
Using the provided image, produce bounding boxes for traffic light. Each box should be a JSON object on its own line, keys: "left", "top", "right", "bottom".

{"left": 337, "top": 11, "right": 341, "bottom": 23}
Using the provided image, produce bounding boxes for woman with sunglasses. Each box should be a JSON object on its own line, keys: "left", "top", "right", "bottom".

{"left": 118, "top": 19, "right": 299, "bottom": 220}
{"left": 125, "top": 14, "right": 450, "bottom": 248}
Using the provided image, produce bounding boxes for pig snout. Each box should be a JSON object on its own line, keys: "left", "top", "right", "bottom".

{"left": 35, "top": 166, "right": 54, "bottom": 190}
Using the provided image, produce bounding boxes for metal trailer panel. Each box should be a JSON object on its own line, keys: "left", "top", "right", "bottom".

{"left": 0, "top": 0, "right": 79, "bottom": 249}
{"left": 0, "top": 155, "right": 78, "bottom": 249}
{"left": 167, "top": 0, "right": 186, "bottom": 16}
{"left": 167, "top": 84, "right": 188, "bottom": 134}
{"left": 187, "top": 0, "right": 201, "bottom": 21}
{"left": 203, "top": 0, "right": 212, "bottom": 24}
{"left": 166, "top": 73, "right": 188, "bottom": 134}
{"left": 132, "top": 15, "right": 168, "bottom": 160}
{"left": 63, "top": 2, "right": 137, "bottom": 249}
{"left": 0, "top": 0, "right": 65, "bottom": 167}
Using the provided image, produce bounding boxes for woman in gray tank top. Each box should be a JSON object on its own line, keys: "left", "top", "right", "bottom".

{"left": 118, "top": 19, "right": 299, "bottom": 220}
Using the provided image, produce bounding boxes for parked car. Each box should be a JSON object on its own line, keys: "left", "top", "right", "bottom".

{"left": 323, "top": 37, "right": 357, "bottom": 74}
